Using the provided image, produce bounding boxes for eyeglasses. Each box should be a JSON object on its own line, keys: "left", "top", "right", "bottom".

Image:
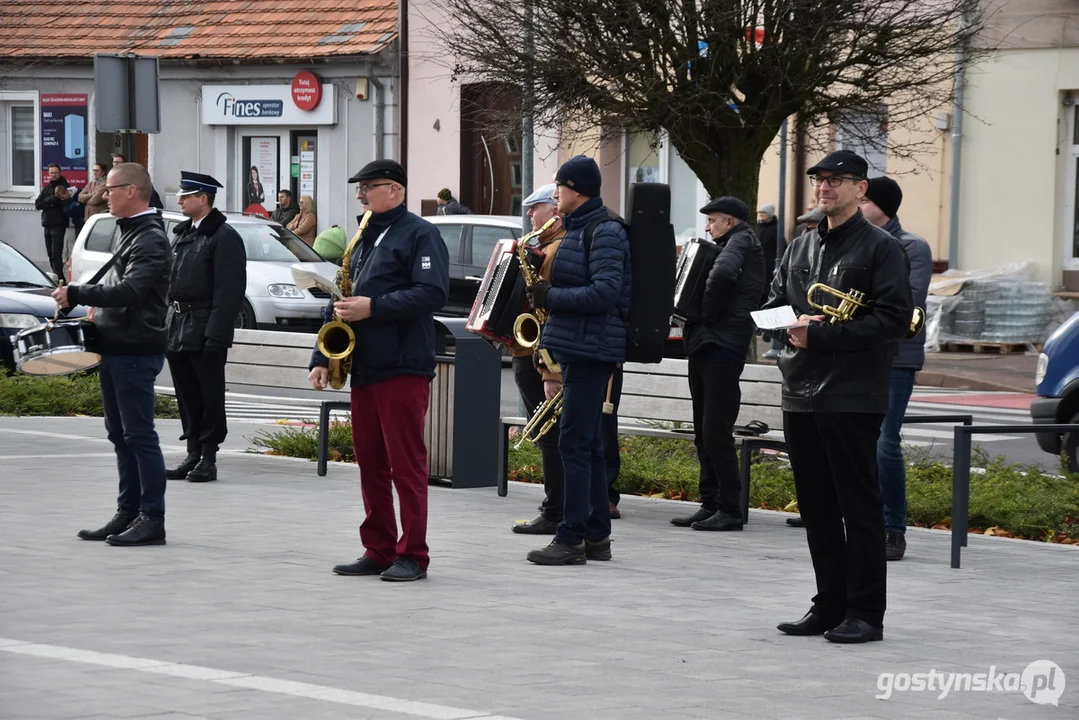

{"left": 358, "top": 182, "right": 393, "bottom": 194}
{"left": 809, "top": 175, "right": 864, "bottom": 188}
{"left": 102, "top": 183, "right": 134, "bottom": 194}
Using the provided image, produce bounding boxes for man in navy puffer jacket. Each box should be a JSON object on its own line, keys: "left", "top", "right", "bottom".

{"left": 525, "top": 155, "right": 631, "bottom": 566}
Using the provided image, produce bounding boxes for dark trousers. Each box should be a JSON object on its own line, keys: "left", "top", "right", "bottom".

{"left": 512, "top": 356, "right": 564, "bottom": 522}
{"left": 878, "top": 368, "right": 917, "bottom": 532}
{"left": 43, "top": 225, "right": 66, "bottom": 280}
{"left": 167, "top": 349, "right": 228, "bottom": 452}
{"left": 554, "top": 357, "right": 615, "bottom": 545}
{"left": 350, "top": 375, "right": 431, "bottom": 570}
{"left": 688, "top": 349, "right": 744, "bottom": 516}
{"left": 784, "top": 411, "right": 887, "bottom": 627}
{"left": 99, "top": 353, "right": 167, "bottom": 521}
{"left": 603, "top": 365, "right": 623, "bottom": 505}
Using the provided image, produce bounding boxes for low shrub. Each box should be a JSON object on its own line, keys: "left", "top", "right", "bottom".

{"left": 0, "top": 368, "right": 179, "bottom": 418}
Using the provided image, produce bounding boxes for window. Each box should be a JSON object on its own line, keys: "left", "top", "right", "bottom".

{"left": 1066, "top": 102, "right": 1079, "bottom": 266}
{"left": 9, "top": 106, "right": 34, "bottom": 188}
{"left": 835, "top": 108, "right": 888, "bottom": 177}
{"left": 470, "top": 225, "right": 518, "bottom": 267}
{"left": 626, "top": 132, "right": 661, "bottom": 188}
{"left": 436, "top": 224, "right": 465, "bottom": 262}
{"left": 84, "top": 217, "right": 118, "bottom": 253}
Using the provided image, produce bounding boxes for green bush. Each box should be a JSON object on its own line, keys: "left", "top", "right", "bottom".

{"left": 252, "top": 421, "right": 1079, "bottom": 542}
{"left": 0, "top": 368, "right": 179, "bottom": 418}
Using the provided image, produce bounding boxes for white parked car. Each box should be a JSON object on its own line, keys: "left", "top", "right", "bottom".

{"left": 69, "top": 212, "right": 340, "bottom": 330}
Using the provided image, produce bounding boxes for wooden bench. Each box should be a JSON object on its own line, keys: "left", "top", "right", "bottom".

{"left": 498, "top": 359, "right": 973, "bottom": 522}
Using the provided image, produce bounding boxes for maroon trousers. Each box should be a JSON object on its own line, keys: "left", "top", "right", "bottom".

{"left": 350, "top": 374, "right": 431, "bottom": 570}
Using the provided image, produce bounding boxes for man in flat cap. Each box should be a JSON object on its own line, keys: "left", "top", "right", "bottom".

{"left": 164, "top": 171, "right": 247, "bottom": 484}
{"left": 670, "top": 196, "right": 765, "bottom": 532}
{"left": 53, "top": 162, "right": 173, "bottom": 546}
{"left": 763, "top": 150, "right": 913, "bottom": 643}
{"left": 524, "top": 155, "right": 631, "bottom": 566}
{"left": 310, "top": 159, "right": 449, "bottom": 582}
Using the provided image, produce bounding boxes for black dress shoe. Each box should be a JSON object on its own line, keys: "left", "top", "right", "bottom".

{"left": 585, "top": 536, "right": 611, "bottom": 561}
{"left": 186, "top": 457, "right": 217, "bottom": 483}
{"left": 105, "top": 514, "right": 166, "bottom": 546}
{"left": 333, "top": 556, "right": 392, "bottom": 576}
{"left": 166, "top": 452, "right": 201, "bottom": 480}
{"left": 380, "top": 557, "right": 427, "bottom": 582}
{"left": 777, "top": 611, "right": 843, "bottom": 636}
{"left": 671, "top": 506, "right": 716, "bottom": 527}
{"left": 786, "top": 516, "right": 805, "bottom": 528}
{"left": 691, "top": 510, "right": 744, "bottom": 531}
{"left": 78, "top": 508, "right": 139, "bottom": 541}
{"left": 511, "top": 515, "right": 559, "bottom": 535}
{"left": 885, "top": 530, "right": 907, "bottom": 561}
{"left": 609, "top": 502, "right": 621, "bottom": 520}
{"left": 824, "top": 618, "right": 884, "bottom": 644}
{"left": 526, "top": 539, "right": 586, "bottom": 565}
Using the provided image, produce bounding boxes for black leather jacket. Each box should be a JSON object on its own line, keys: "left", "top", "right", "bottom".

{"left": 763, "top": 211, "right": 913, "bottom": 414}
{"left": 684, "top": 222, "right": 766, "bottom": 358}
{"left": 166, "top": 209, "right": 247, "bottom": 352}
{"left": 67, "top": 212, "right": 173, "bottom": 355}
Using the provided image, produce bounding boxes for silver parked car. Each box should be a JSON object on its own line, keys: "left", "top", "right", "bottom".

{"left": 69, "top": 212, "right": 339, "bottom": 331}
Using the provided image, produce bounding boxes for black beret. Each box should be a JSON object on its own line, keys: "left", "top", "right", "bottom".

{"left": 699, "top": 196, "right": 749, "bottom": 221}
{"left": 806, "top": 149, "right": 869, "bottom": 178}
{"left": 348, "top": 159, "right": 407, "bottom": 187}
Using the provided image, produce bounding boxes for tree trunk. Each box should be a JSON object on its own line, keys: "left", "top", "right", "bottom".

{"left": 668, "top": 127, "right": 774, "bottom": 212}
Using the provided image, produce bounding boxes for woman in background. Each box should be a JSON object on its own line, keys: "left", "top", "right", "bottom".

{"left": 287, "top": 195, "right": 317, "bottom": 246}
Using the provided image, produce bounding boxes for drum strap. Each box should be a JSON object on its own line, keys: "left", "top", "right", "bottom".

{"left": 59, "top": 233, "right": 136, "bottom": 318}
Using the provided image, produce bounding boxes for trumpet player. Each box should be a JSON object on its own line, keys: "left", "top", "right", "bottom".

{"left": 524, "top": 155, "right": 631, "bottom": 566}
{"left": 670, "top": 196, "right": 765, "bottom": 532}
{"left": 764, "top": 150, "right": 913, "bottom": 643}
{"left": 510, "top": 184, "right": 568, "bottom": 535}
{"left": 308, "top": 160, "right": 449, "bottom": 583}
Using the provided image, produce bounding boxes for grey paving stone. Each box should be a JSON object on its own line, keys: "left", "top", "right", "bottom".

{"left": 0, "top": 416, "right": 1076, "bottom": 720}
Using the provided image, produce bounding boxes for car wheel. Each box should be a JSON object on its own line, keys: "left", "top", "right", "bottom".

{"left": 235, "top": 300, "right": 257, "bottom": 330}
{"left": 1064, "top": 412, "right": 1079, "bottom": 474}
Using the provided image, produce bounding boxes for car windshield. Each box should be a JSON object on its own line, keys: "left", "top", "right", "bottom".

{"left": 233, "top": 223, "right": 324, "bottom": 263}
{"left": 0, "top": 242, "right": 53, "bottom": 287}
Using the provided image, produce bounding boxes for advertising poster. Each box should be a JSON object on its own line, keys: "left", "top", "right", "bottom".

{"left": 245, "top": 137, "right": 278, "bottom": 216}
{"left": 40, "top": 93, "right": 89, "bottom": 187}
{"left": 299, "top": 139, "right": 316, "bottom": 199}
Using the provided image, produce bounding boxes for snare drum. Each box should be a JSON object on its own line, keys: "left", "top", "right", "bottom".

{"left": 13, "top": 319, "right": 101, "bottom": 376}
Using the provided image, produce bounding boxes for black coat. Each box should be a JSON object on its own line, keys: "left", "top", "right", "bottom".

{"left": 309, "top": 204, "right": 450, "bottom": 386}
{"left": 67, "top": 212, "right": 172, "bottom": 355}
{"left": 757, "top": 217, "right": 781, "bottom": 287}
{"left": 166, "top": 208, "right": 247, "bottom": 352}
{"left": 763, "top": 210, "right": 913, "bottom": 415}
{"left": 34, "top": 178, "right": 70, "bottom": 227}
{"left": 684, "top": 222, "right": 766, "bottom": 358}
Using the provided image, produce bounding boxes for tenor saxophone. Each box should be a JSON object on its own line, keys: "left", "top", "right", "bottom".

{"left": 512, "top": 216, "right": 561, "bottom": 374}
{"left": 317, "top": 210, "right": 373, "bottom": 389}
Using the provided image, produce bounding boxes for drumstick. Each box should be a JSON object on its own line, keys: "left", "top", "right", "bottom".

{"left": 602, "top": 374, "right": 614, "bottom": 415}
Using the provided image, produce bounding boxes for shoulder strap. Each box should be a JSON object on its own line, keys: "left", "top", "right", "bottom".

{"left": 581, "top": 209, "right": 625, "bottom": 257}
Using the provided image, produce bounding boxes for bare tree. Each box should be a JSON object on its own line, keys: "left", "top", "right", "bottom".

{"left": 442, "top": 0, "right": 986, "bottom": 209}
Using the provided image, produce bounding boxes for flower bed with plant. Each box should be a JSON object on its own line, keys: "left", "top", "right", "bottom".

{"left": 0, "top": 368, "right": 179, "bottom": 418}
{"left": 250, "top": 421, "right": 1079, "bottom": 544}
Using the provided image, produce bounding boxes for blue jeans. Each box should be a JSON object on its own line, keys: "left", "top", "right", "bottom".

{"left": 877, "top": 368, "right": 916, "bottom": 533}
{"left": 553, "top": 355, "right": 615, "bottom": 545}
{"left": 99, "top": 353, "right": 167, "bottom": 521}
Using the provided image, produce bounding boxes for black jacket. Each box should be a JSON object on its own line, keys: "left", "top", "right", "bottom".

{"left": 35, "top": 177, "right": 70, "bottom": 227}
{"left": 684, "top": 222, "right": 766, "bottom": 358}
{"left": 757, "top": 217, "right": 781, "bottom": 287}
{"left": 763, "top": 210, "right": 913, "bottom": 414}
{"left": 309, "top": 204, "right": 450, "bottom": 386}
{"left": 166, "top": 208, "right": 248, "bottom": 352}
{"left": 67, "top": 212, "right": 172, "bottom": 356}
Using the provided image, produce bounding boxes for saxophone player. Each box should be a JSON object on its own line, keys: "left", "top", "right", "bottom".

{"left": 308, "top": 160, "right": 449, "bottom": 583}
{"left": 764, "top": 150, "right": 913, "bottom": 643}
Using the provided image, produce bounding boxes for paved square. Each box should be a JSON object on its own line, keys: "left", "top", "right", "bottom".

{"left": 1, "top": 416, "right": 1075, "bottom": 719}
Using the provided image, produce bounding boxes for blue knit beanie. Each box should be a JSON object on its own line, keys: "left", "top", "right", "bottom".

{"left": 555, "top": 155, "right": 602, "bottom": 198}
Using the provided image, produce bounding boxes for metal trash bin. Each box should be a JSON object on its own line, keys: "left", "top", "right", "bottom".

{"left": 425, "top": 317, "right": 501, "bottom": 487}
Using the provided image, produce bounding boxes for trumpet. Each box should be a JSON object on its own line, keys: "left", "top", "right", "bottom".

{"left": 515, "top": 389, "right": 562, "bottom": 449}
{"left": 512, "top": 216, "right": 561, "bottom": 374}
{"left": 317, "top": 210, "right": 372, "bottom": 389}
{"left": 806, "top": 282, "right": 926, "bottom": 339}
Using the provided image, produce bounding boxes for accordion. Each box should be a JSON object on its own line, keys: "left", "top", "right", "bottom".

{"left": 671, "top": 237, "right": 719, "bottom": 325}
{"left": 465, "top": 238, "right": 544, "bottom": 345}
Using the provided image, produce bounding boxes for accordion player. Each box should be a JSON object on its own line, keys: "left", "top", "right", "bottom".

{"left": 671, "top": 237, "right": 719, "bottom": 325}
{"left": 465, "top": 237, "right": 543, "bottom": 346}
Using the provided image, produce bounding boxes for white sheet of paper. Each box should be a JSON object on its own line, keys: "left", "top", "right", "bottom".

{"left": 750, "top": 305, "right": 809, "bottom": 330}
{"left": 291, "top": 265, "right": 343, "bottom": 300}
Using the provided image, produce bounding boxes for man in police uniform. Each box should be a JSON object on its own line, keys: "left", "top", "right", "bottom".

{"left": 309, "top": 159, "right": 449, "bottom": 582}
{"left": 165, "top": 172, "right": 247, "bottom": 483}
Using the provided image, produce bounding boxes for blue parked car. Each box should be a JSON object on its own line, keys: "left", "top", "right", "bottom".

{"left": 1031, "top": 311, "right": 1079, "bottom": 472}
